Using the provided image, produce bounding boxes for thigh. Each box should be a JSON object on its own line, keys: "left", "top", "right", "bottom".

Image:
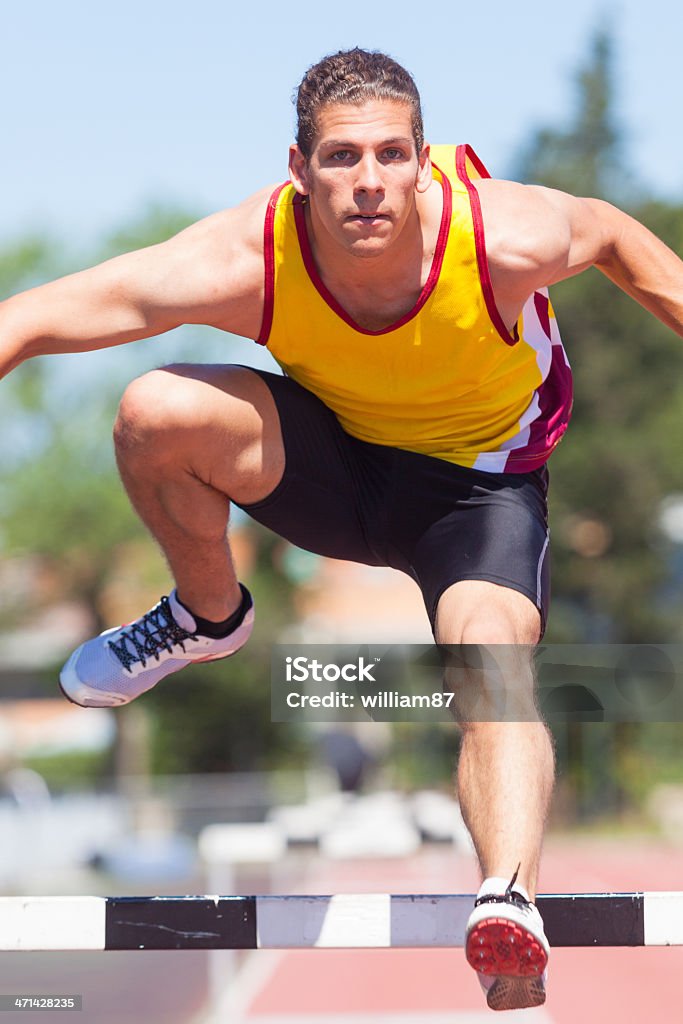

{"left": 121, "top": 362, "right": 287, "bottom": 505}
{"left": 235, "top": 368, "right": 386, "bottom": 566}
{"left": 400, "top": 461, "right": 550, "bottom": 637}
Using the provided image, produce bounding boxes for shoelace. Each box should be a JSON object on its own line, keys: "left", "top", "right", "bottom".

{"left": 474, "top": 863, "right": 533, "bottom": 911}
{"left": 108, "top": 596, "right": 197, "bottom": 671}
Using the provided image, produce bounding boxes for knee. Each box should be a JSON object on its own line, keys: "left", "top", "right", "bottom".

{"left": 451, "top": 609, "right": 537, "bottom": 688}
{"left": 113, "top": 366, "right": 205, "bottom": 461}
{"left": 440, "top": 612, "right": 538, "bottom": 649}
{"left": 435, "top": 594, "right": 540, "bottom": 724}
{"left": 435, "top": 584, "right": 541, "bottom": 647}
{"left": 459, "top": 615, "right": 517, "bottom": 646}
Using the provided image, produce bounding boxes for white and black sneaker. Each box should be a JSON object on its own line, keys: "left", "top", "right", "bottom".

{"left": 59, "top": 586, "right": 254, "bottom": 708}
{"left": 465, "top": 866, "right": 549, "bottom": 1012}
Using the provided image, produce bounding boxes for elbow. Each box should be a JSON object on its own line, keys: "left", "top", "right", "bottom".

{"left": 0, "top": 298, "right": 29, "bottom": 378}
{"left": 582, "top": 198, "right": 622, "bottom": 269}
{"left": 0, "top": 295, "right": 48, "bottom": 377}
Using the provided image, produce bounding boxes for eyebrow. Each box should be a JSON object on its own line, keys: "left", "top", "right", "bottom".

{"left": 321, "top": 136, "right": 414, "bottom": 149}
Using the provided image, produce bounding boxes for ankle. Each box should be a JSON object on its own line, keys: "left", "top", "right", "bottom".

{"left": 176, "top": 585, "right": 253, "bottom": 638}
{"left": 477, "top": 873, "right": 533, "bottom": 903}
{"left": 175, "top": 585, "right": 243, "bottom": 623}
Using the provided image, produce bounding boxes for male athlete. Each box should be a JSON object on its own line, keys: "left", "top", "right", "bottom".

{"left": 2, "top": 49, "right": 682, "bottom": 1011}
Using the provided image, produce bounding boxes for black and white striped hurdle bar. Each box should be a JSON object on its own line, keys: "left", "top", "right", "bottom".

{"left": 2, "top": 893, "right": 683, "bottom": 951}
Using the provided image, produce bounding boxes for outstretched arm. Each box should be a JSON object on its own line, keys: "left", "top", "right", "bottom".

{"left": 0, "top": 186, "right": 272, "bottom": 379}
{"left": 477, "top": 178, "right": 683, "bottom": 338}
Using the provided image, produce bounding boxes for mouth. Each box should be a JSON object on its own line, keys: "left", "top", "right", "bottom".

{"left": 345, "top": 213, "right": 391, "bottom": 226}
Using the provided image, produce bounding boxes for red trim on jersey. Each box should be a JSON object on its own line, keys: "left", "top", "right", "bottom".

{"left": 534, "top": 290, "right": 552, "bottom": 340}
{"left": 455, "top": 144, "right": 518, "bottom": 347}
{"left": 462, "top": 144, "right": 491, "bottom": 181}
{"left": 256, "top": 182, "right": 288, "bottom": 345}
{"left": 292, "top": 170, "right": 453, "bottom": 337}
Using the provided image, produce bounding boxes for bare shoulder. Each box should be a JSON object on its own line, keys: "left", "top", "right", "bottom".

{"left": 159, "top": 183, "right": 279, "bottom": 337}
{"left": 475, "top": 179, "right": 571, "bottom": 272}
{"left": 475, "top": 178, "right": 612, "bottom": 289}
{"left": 173, "top": 184, "right": 275, "bottom": 257}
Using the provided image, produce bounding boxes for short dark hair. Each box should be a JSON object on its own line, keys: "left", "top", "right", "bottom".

{"left": 295, "top": 48, "right": 424, "bottom": 158}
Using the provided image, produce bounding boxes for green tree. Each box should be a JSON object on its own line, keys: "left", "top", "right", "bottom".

{"left": 0, "top": 207, "right": 201, "bottom": 631}
{"left": 0, "top": 207, "right": 302, "bottom": 781}
{"left": 513, "top": 28, "right": 632, "bottom": 202}
{"left": 1, "top": 202, "right": 254, "bottom": 632}
{"left": 513, "top": 29, "right": 683, "bottom": 643}
{"left": 512, "top": 28, "right": 683, "bottom": 825}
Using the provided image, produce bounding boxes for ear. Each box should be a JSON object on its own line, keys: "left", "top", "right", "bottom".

{"left": 415, "top": 143, "right": 432, "bottom": 194}
{"left": 289, "top": 144, "right": 311, "bottom": 196}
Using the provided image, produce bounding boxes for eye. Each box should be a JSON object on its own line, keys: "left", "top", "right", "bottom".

{"left": 330, "top": 150, "right": 353, "bottom": 161}
{"left": 383, "top": 147, "right": 405, "bottom": 160}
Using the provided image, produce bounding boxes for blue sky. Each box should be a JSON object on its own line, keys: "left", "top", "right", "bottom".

{"left": 3, "top": 0, "right": 682, "bottom": 253}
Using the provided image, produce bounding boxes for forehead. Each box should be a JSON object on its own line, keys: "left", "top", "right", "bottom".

{"left": 312, "top": 99, "right": 414, "bottom": 145}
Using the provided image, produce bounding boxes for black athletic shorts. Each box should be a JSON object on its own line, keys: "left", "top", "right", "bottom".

{"left": 236, "top": 368, "right": 551, "bottom": 637}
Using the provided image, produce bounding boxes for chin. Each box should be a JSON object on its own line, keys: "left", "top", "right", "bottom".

{"left": 347, "top": 240, "right": 392, "bottom": 259}
{"left": 344, "top": 230, "right": 394, "bottom": 258}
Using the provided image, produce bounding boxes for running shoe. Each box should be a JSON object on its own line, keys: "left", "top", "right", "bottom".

{"left": 465, "top": 866, "right": 549, "bottom": 1012}
{"left": 59, "top": 588, "right": 254, "bottom": 708}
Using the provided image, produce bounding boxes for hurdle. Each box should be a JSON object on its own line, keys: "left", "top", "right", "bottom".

{"left": 2, "top": 892, "right": 683, "bottom": 950}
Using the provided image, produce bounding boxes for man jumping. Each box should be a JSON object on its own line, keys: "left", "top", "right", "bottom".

{"left": 2, "top": 48, "right": 682, "bottom": 1011}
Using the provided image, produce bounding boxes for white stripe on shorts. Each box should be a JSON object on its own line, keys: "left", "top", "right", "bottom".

{"left": 536, "top": 530, "right": 550, "bottom": 608}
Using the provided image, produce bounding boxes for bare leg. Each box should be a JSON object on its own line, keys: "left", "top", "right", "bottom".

{"left": 435, "top": 580, "right": 555, "bottom": 899}
{"left": 113, "top": 364, "right": 285, "bottom": 621}
{"left": 457, "top": 721, "right": 555, "bottom": 898}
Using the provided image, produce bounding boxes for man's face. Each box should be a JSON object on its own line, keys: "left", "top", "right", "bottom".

{"left": 289, "top": 99, "right": 431, "bottom": 259}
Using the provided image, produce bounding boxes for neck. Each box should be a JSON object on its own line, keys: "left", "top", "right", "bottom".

{"left": 306, "top": 185, "right": 441, "bottom": 296}
{"left": 312, "top": 216, "right": 418, "bottom": 295}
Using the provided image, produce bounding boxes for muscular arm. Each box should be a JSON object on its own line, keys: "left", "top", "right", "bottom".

{"left": 477, "top": 178, "right": 683, "bottom": 338}
{"left": 0, "top": 185, "right": 272, "bottom": 379}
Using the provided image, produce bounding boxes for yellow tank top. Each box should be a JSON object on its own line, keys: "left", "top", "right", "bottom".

{"left": 256, "top": 144, "right": 572, "bottom": 472}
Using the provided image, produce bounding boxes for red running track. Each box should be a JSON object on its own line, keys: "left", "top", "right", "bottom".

{"left": 242, "top": 837, "right": 683, "bottom": 1023}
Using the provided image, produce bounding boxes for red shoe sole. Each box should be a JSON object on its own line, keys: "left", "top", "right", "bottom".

{"left": 466, "top": 917, "right": 548, "bottom": 978}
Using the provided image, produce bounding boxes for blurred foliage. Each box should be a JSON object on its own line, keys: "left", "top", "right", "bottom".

{"left": 0, "top": 202, "right": 303, "bottom": 779}
{"left": 387, "top": 724, "right": 459, "bottom": 791}
{"left": 515, "top": 29, "right": 683, "bottom": 644}
{"left": 144, "top": 526, "right": 307, "bottom": 775}
{"left": 513, "top": 30, "right": 634, "bottom": 203}
{"left": 98, "top": 203, "right": 201, "bottom": 262}
{"left": 22, "top": 747, "right": 112, "bottom": 793}
{"left": 512, "top": 27, "right": 683, "bottom": 823}
{"left": 0, "top": 237, "right": 64, "bottom": 300}
{"left": 0, "top": 208, "right": 193, "bottom": 630}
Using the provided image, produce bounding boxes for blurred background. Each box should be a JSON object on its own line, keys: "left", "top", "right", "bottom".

{"left": 2, "top": 1, "right": 683, "bottom": 1021}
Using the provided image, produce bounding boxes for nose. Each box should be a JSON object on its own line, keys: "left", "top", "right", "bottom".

{"left": 354, "top": 153, "right": 385, "bottom": 195}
